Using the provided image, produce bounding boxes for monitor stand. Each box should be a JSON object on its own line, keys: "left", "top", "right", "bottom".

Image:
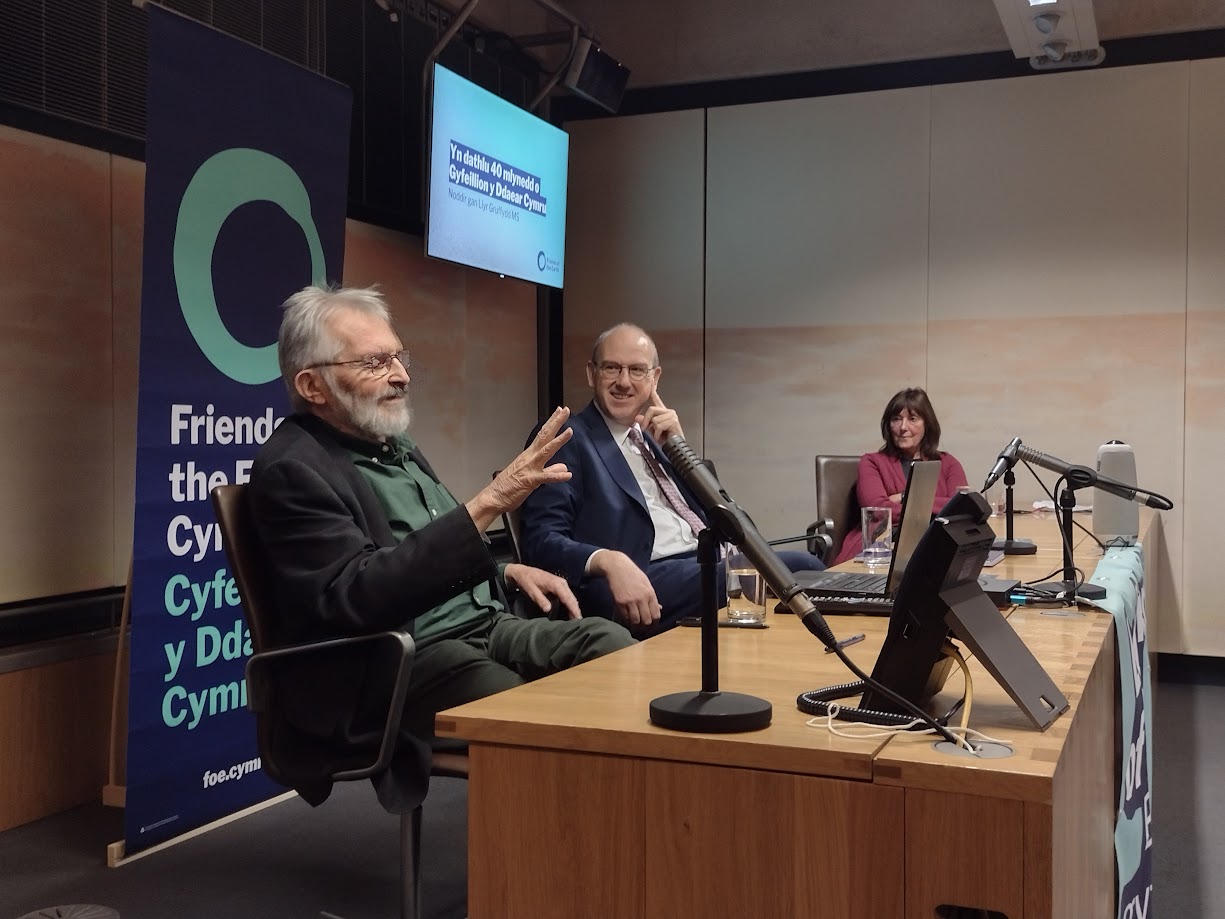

{"left": 943, "top": 582, "right": 1069, "bottom": 730}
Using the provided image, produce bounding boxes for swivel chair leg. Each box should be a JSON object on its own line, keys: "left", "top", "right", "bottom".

{"left": 400, "top": 806, "right": 424, "bottom": 919}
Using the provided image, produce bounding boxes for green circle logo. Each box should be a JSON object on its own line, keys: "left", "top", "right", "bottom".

{"left": 174, "top": 148, "right": 326, "bottom": 384}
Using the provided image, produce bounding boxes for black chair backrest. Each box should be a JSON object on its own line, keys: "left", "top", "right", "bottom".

{"left": 503, "top": 508, "right": 524, "bottom": 563}
{"left": 491, "top": 471, "right": 525, "bottom": 563}
{"left": 814, "top": 455, "right": 861, "bottom": 554}
{"left": 211, "top": 483, "right": 276, "bottom": 654}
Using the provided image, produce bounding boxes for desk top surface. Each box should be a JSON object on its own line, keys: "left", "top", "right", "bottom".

{"left": 437, "top": 514, "right": 1117, "bottom": 800}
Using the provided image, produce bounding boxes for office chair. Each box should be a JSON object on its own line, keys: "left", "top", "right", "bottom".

{"left": 812, "top": 455, "right": 861, "bottom": 564}
{"left": 211, "top": 483, "right": 467, "bottom": 919}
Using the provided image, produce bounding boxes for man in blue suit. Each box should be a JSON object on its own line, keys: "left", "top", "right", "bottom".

{"left": 518, "top": 323, "right": 824, "bottom": 634}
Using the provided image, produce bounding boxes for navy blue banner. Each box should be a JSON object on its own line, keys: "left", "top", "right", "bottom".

{"left": 124, "top": 8, "right": 351, "bottom": 854}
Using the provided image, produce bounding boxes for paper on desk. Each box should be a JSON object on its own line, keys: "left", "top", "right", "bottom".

{"left": 1031, "top": 499, "right": 1092, "bottom": 512}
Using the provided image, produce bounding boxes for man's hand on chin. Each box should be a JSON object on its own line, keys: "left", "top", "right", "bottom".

{"left": 504, "top": 563, "right": 582, "bottom": 619}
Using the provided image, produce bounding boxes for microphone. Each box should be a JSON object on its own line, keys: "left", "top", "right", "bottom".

{"left": 659, "top": 434, "right": 838, "bottom": 649}
{"left": 982, "top": 436, "right": 1022, "bottom": 492}
{"left": 1016, "top": 445, "right": 1172, "bottom": 510}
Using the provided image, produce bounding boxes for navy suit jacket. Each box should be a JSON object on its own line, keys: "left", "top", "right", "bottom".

{"left": 519, "top": 401, "right": 707, "bottom": 587}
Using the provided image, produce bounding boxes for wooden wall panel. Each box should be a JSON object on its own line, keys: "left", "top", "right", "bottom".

{"left": 927, "top": 64, "right": 1189, "bottom": 652}
{"left": 563, "top": 111, "right": 706, "bottom": 452}
{"left": 0, "top": 126, "right": 116, "bottom": 602}
{"left": 111, "top": 155, "right": 145, "bottom": 588}
{"left": 0, "top": 653, "right": 115, "bottom": 831}
{"left": 704, "top": 89, "right": 931, "bottom": 539}
{"left": 1184, "top": 57, "right": 1225, "bottom": 656}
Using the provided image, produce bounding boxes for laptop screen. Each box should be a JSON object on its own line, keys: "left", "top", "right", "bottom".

{"left": 883, "top": 460, "right": 942, "bottom": 595}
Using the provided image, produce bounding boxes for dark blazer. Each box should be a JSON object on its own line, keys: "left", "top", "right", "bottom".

{"left": 518, "top": 400, "right": 707, "bottom": 583}
{"left": 247, "top": 413, "right": 498, "bottom": 811}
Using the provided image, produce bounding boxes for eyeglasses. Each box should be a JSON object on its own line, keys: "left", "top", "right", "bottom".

{"left": 310, "top": 349, "right": 410, "bottom": 377}
{"left": 594, "top": 361, "right": 656, "bottom": 382}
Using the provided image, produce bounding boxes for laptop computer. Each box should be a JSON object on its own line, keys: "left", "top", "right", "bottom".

{"left": 792, "top": 459, "right": 941, "bottom": 613}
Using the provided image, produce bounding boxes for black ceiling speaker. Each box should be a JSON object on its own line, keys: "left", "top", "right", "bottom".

{"left": 563, "top": 37, "right": 629, "bottom": 113}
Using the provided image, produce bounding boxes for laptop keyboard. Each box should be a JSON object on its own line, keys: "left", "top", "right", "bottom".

{"left": 776, "top": 594, "right": 894, "bottom": 615}
{"left": 804, "top": 571, "right": 889, "bottom": 593}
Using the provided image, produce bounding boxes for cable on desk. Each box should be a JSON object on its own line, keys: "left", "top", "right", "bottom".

{"left": 803, "top": 705, "right": 1009, "bottom": 754}
{"left": 797, "top": 643, "right": 973, "bottom": 752}
{"left": 945, "top": 640, "right": 973, "bottom": 736}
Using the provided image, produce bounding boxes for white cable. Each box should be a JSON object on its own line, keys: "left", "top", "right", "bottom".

{"left": 807, "top": 705, "right": 1010, "bottom": 755}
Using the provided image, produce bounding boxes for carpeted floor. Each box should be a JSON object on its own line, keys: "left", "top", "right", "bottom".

{"left": 2, "top": 776, "right": 468, "bottom": 919}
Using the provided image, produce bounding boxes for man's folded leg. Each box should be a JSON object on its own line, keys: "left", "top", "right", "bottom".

{"left": 482, "top": 611, "right": 635, "bottom": 681}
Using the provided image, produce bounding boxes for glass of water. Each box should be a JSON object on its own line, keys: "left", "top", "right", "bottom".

{"left": 861, "top": 507, "right": 892, "bottom": 568}
{"left": 725, "top": 550, "right": 767, "bottom": 623}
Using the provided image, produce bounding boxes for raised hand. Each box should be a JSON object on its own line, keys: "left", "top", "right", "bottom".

{"left": 637, "top": 390, "right": 684, "bottom": 443}
{"left": 466, "top": 406, "right": 573, "bottom": 532}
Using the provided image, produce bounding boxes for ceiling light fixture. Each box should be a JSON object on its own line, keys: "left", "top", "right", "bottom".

{"left": 990, "top": 0, "right": 1105, "bottom": 71}
{"left": 1034, "top": 12, "right": 1060, "bottom": 34}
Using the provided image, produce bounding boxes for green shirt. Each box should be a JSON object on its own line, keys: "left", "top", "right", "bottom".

{"left": 348, "top": 434, "right": 502, "bottom": 645}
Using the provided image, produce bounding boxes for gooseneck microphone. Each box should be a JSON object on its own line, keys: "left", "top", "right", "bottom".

{"left": 660, "top": 434, "right": 838, "bottom": 650}
{"left": 982, "top": 436, "right": 1022, "bottom": 492}
{"left": 1016, "top": 445, "right": 1173, "bottom": 510}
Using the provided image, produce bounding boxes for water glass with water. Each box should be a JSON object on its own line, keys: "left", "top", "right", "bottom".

{"left": 725, "top": 550, "right": 767, "bottom": 623}
{"left": 861, "top": 507, "right": 892, "bottom": 568}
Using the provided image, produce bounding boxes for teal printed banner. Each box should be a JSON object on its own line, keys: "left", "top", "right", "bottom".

{"left": 124, "top": 7, "right": 351, "bottom": 854}
{"left": 1087, "top": 547, "right": 1153, "bottom": 919}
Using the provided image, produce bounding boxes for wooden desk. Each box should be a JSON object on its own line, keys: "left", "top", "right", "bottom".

{"left": 438, "top": 517, "right": 1120, "bottom": 919}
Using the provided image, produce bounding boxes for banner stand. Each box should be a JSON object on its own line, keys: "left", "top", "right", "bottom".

{"left": 107, "top": 790, "right": 297, "bottom": 867}
{"left": 102, "top": 558, "right": 133, "bottom": 810}
{"left": 119, "top": 5, "right": 349, "bottom": 857}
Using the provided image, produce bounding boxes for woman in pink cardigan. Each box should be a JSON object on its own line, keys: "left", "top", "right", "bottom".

{"left": 833, "top": 388, "right": 968, "bottom": 565}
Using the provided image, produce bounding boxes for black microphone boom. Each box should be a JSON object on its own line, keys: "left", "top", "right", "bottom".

{"left": 660, "top": 434, "right": 838, "bottom": 649}
{"left": 1016, "top": 445, "right": 1172, "bottom": 510}
{"left": 982, "top": 436, "right": 1022, "bottom": 492}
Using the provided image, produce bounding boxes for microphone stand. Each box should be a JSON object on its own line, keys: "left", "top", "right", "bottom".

{"left": 991, "top": 468, "right": 1036, "bottom": 555}
{"left": 649, "top": 507, "right": 773, "bottom": 733}
{"left": 1030, "top": 485, "right": 1107, "bottom": 602}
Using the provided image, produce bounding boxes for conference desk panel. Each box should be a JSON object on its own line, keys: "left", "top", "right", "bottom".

{"left": 876, "top": 608, "right": 1117, "bottom": 919}
{"left": 439, "top": 516, "right": 1120, "bottom": 919}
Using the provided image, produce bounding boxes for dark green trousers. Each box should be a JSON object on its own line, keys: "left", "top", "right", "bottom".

{"left": 399, "top": 611, "right": 635, "bottom": 741}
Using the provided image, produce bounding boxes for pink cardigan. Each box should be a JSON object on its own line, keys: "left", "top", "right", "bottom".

{"left": 832, "top": 451, "right": 969, "bottom": 565}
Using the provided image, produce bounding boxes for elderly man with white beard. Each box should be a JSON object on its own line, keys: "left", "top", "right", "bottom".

{"left": 247, "top": 284, "right": 634, "bottom": 814}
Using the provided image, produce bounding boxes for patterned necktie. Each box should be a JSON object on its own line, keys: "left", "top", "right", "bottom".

{"left": 627, "top": 426, "right": 707, "bottom": 537}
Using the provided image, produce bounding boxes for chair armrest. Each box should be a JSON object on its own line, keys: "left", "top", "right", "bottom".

{"left": 804, "top": 520, "right": 835, "bottom": 564}
{"left": 246, "top": 630, "right": 415, "bottom": 781}
{"left": 766, "top": 533, "right": 810, "bottom": 548}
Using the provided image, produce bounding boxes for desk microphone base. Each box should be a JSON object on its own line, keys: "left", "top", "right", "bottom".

{"left": 650, "top": 690, "right": 772, "bottom": 733}
{"left": 992, "top": 537, "right": 1037, "bottom": 555}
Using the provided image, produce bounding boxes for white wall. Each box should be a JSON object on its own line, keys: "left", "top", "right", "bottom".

{"left": 564, "top": 59, "right": 1225, "bottom": 656}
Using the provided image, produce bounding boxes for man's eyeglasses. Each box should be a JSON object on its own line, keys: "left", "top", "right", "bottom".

{"left": 310, "top": 349, "right": 410, "bottom": 376}
{"left": 594, "top": 361, "right": 656, "bottom": 382}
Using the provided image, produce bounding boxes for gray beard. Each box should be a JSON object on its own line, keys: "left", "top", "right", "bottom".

{"left": 332, "top": 383, "right": 412, "bottom": 440}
